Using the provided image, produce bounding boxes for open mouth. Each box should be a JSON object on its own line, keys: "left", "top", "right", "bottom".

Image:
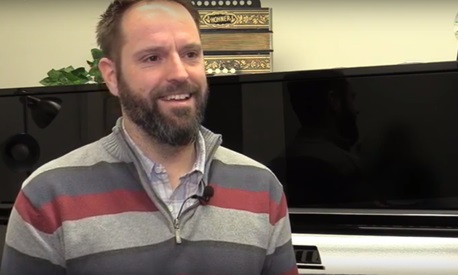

{"left": 162, "top": 94, "right": 192, "bottom": 101}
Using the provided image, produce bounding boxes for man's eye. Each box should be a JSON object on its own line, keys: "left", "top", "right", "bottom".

{"left": 186, "top": 52, "right": 199, "bottom": 58}
{"left": 145, "top": 55, "right": 159, "bottom": 62}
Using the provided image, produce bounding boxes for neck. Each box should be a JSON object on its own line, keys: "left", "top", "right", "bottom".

{"left": 123, "top": 118, "right": 197, "bottom": 187}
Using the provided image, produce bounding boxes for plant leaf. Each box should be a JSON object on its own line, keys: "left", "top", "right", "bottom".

{"left": 40, "top": 48, "right": 105, "bottom": 86}
{"left": 63, "top": 66, "right": 75, "bottom": 73}
{"left": 47, "top": 69, "right": 62, "bottom": 80}
{"left": 91, "top": 48, "right": 104, "bottom": 59}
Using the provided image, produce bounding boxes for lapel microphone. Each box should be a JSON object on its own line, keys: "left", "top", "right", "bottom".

{"left": 176, "top": 185, "right": 214, "bottom": 220}
{"left": 191, "top": 185, "right": 214, "bottom": 204}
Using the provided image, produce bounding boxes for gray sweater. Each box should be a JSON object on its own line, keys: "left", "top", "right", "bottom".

{"left": 1, "top": 120, "right": 298, "bottom": 275}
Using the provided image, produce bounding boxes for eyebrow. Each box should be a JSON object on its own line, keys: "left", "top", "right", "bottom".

{"left": 133, "top": 46, "right": 165, "bottom": 59}
{"left": 134, "top": 43, "right": 203, "bottom": 58}
{"left": 178, "top": 43, "right": 203, "bottom": 54}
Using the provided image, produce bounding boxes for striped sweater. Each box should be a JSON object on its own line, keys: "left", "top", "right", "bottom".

{"left": 1, "top": 120, "right": 298, "bottom": 275}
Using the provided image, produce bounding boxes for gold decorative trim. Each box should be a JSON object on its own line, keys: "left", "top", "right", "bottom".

{"left": 204, "top": 54, "right": 272, "bottom": 74}
{"left": 201, "top": 32, "right": 272, "bottom": 51}
{"left": 199, "top": 9, "right": 272, "bottom": 30}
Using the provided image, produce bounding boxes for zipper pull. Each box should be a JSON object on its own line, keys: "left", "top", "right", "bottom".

{"left": 174, "top": 218, "right": 182, "bottom": 244}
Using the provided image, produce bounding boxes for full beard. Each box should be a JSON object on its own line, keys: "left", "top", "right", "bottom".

{"left": 117, "top": 76, "right": 208, "bottom": 147}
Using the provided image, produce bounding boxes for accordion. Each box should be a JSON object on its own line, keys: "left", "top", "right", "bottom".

{"left": 192, "top": 1, "right": 273, "bottom": 75}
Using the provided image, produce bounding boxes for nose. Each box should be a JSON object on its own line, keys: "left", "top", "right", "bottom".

{"left": 166, "top": 53, "right": 189, "bottom": 83}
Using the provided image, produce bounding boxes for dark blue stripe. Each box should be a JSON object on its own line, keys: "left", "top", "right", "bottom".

{"left": 1, "top": 245, "right": 65, "bottom": 275}
{"left": 209, "top": 159, "right": 284, "bottom": 203}
{"left": 264, "top": 240, "right": 298, "bottom": 275}
{"left": 68, "top": 239, "right": 267, "bottom": 275}
{"left": 22, "top": 162, "right": 143, "bottom": 208}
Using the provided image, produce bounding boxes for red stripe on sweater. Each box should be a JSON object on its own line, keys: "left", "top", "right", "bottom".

{"left": 281, "top": 266, "right": 300, "bottom": 275}
{"left": 271, "top": 193, "right": 288, "bottom": 225}
{"left": 208, "top": 185, "right": 287, "bottom": 225}
{"left": 15, "top": 189, "right": 158, "bottom": 234}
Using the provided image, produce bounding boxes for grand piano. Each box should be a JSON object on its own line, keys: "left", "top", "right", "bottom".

{"left": 2, "top": 61, "right": 458, "bottom": 274}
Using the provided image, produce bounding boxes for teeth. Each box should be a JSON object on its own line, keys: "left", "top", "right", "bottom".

{"left": 164, "top": 94, "right": 191, "bottom": 101}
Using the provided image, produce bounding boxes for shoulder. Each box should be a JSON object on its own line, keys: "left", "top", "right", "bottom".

{"left": 213, "top": 146, "right": 267, "bottom": 169}
{"left": 211, "top": 146, "right": 285, "bottom": 200}
{"left": 23, "top": 136, "right": 121, "bottom": 188}
{"left": 18, "top": 136, "right": 136, "bottom": 210}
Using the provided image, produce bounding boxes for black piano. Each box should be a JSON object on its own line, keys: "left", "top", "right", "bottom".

{"left": 2, "top": 61, "right": 458, "bottom": 274}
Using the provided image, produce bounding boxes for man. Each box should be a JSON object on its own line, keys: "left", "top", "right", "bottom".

{"left": 1, "top": 0, "right": 298, "bottom": 274}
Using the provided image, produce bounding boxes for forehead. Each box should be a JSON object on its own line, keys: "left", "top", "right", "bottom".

{"left": 122, "top": 1, "right": 198, "bottom": 33}
{"left": 134, "top": 1, "right": 185, "bottom": 15}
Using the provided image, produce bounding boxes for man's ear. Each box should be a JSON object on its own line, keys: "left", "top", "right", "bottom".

{"left": 99, "top": 57, "right": 119, "bottom": 97}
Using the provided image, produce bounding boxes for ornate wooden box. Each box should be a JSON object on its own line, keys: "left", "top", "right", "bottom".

{"left": 193, "top": 1, "right": 273, "bottom": 75}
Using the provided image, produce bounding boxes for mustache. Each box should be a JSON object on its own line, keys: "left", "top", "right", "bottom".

{"left": 153, "top": 82, "right": 201, "bottom": 99}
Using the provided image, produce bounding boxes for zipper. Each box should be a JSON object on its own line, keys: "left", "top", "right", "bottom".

{"left": 174, "top": 218, "right": 182, "bottom": 244}
{"left": 173, "top": 198, "right": 201, "bottom": 245}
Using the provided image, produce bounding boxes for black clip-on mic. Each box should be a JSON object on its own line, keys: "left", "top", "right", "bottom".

{"left": 176, "top": 185, "right": 214, "bottom": 220}
{"left": 191, "top": 185, "right": 214, "bottom": 204}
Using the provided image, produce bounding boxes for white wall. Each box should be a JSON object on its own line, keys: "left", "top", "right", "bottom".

{"left": 1, "top": 0, "right": 458, "bottom": 88}
{"left": 0, "top": 0, "right": 111, "bottom": 89}
{"left": 263, "top": 0, "right": 458, "bottom": 72}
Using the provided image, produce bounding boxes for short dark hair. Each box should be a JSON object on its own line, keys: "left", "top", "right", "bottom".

{"left": 96, "top": 0, "right": 200, "bottom": 62}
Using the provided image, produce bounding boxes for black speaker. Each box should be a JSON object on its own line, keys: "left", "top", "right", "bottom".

{"left": 2, "top": 133, "right": 40, "bottom": 173}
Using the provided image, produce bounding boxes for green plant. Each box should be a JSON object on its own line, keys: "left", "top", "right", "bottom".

{"left": 86, "top": 48, "right": 104, "bottom": 83}
{"left": 40, "top": 48, "right": 104, "bottom": 86}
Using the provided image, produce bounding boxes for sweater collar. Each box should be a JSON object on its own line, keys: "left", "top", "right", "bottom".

{"left": 101, "top": 117, "right": 223, "bottom": 172}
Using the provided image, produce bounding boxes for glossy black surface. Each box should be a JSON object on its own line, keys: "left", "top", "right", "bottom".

{"left": 2, "top": 61, "right": 458, "bottom": 215}
{"left": 209, "top": 61, "right": 458, "bottom": 212}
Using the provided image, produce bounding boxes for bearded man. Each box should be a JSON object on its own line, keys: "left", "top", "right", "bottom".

{"left": 1, "top": 1, "right": 298, "bottom": 274}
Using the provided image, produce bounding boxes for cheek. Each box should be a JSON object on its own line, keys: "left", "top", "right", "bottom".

{"left": 129, "top": 72, "right": 161, "bottom": 93}
{"left": 192, "top": 70, "right": 208, "bottom": 90}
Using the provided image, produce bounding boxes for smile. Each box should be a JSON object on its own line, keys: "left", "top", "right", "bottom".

{"left": 163, "top": 94, "right": 192, "bottom": 101}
